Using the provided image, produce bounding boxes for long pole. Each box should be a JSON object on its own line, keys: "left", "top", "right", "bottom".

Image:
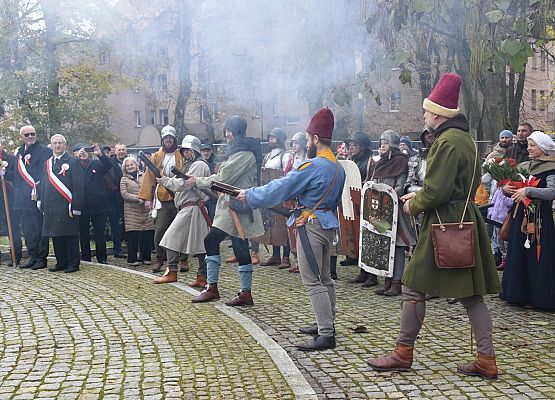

{"left": 1, "top": 173, "right": 17, "bottom": 267}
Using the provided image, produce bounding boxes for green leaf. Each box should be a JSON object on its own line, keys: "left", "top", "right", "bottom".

{"left": 412, "top": 0, "right": 434, "bottom": 13}
{"left": 496, "top": 0, "right": 511, "bottom": 11}
{"left": 504, "top": 39, "right": 522, "bottom": 56}
{"left": 486, "top": 10, "right": 504, "bottom": 23}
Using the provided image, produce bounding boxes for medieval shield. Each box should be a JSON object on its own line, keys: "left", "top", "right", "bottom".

{"left": 338, "top": 160, "right": 362, "bottom": 259}
{"left": 359, "top": 181, "right": 398, "bottom": 278}
{"left": 254, "top": 167, "right": 289, "bottom": 246}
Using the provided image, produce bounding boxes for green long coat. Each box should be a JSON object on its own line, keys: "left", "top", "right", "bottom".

{"left": 402, "top": 127, "right": 500, "bottom": 298}
{"left": 196, "top": 151, "right": 264, "bottom": 238}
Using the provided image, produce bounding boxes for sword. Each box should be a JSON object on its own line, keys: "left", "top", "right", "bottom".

{"left": 168, "top": 166, "right": 213, "bottom": 227}
{"left": 293, "top": 207, "right": 320, "bottom": 280}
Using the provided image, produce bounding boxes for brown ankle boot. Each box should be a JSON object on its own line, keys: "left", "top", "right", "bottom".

{"left": 225, "top": 290, "right": 254, "bottom": 307}
{"left": 250, "top": 251, "right": 259, "bottom": 265}
{"left": 152, "top": 257, "right": 164, "bottom": 273}
{"left": 179, "top": 258, "right": 190, "bottom": 273}
{"left": 278, "top": 256, "right": 291, "bottom": 269}
{"left": 192, "top": 284, "right": 220, "bottom": 303}
{"left": 366, "top": 343, "right": 414, "bottom": 372}
{"left": 457, "top": 353, "right": 498, "bottom": 379}
{"left": 153, "top": 268, "right": 177, "bottom": 284}
{"left": 375, "top": 278, "right": 393, "bottom": 295}
{"left": 188, "top": 274, "right": 207, "bottom": 288}
{"left": 383, "top": 280, "right": 402, "bottom": 296}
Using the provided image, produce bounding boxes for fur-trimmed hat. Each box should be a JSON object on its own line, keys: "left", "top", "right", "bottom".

{"left": 306, "top": 108, "right": 334, "bottom": 140}
{"left": 380, "top": 130, "right": 401, "bottom": 149}
{"left": 423, "top": 73, "right": 461, "bottom": 118}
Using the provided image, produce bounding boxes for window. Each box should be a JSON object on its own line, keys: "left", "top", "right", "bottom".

{"left": 540, "top": 50, "right": 546, "bottom": 71}
{"left": 99, "top": 49, "right": 107, "bottom": 64}
{"left": 150, "top": 110, "right": 157, "bottom": 125}
{"left": 134, "top": 111, "right": 141, "bottom": 128}
{"left": 158, "top": 74, "right": 168, "bottom": 91}
{"left": 389, "top": 91, "right": 401, "bottom": 112}
{"left": 286, "top": 116, "right": 300, "bottom": 125}
{"left": 159, "top": 109, "right": 169, "bottom": 125}
{"left": 539, "top": 90, "right": 546, "bottom": 111}
{"left": 531, "top": 89, "right": 537, "bottom": 111}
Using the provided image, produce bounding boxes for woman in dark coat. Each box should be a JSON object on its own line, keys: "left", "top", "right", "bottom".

{"left": 501, "top": 131, "right": 555, "bottom": 309}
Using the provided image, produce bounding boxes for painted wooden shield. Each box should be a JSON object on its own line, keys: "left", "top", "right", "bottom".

{"left": 359, "top": 181, "right": 398, "bottom": 278}
{"left": 338, "top": 160, "right": 362, "bottom": 259}
{"left": 255, "top": 168, "right": 289, "bottom": 246}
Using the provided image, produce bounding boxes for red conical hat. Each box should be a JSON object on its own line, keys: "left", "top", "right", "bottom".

{"left": 423, "top": 73, "right": 461, "bottom": 118}
{"left": 306, "top": 108, "right": 334, "bottom": 139}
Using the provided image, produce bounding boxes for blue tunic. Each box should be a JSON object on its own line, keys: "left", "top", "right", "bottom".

{"left": 245, "top": 153, "right": 346, "bottom": 229}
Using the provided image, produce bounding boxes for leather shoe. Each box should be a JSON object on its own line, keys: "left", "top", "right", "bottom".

{"left": 20, "top": 257, "right": 37, "bottom": 269}
{"left": 225, "top": 290, "right": 254, "bottom": 307}
{"left": 49, "top": 264, "right": 67, "bottom": 272}
{"left": 31, "top": 260, "right": 47, "bottom": 270}
{"left": 260, "top": 256, "right": 281, "bottom": 266}
{"left": 64, "top": 267, "right": 80, "bottom": 273}
{"left": 298, "top": 323, "right": 318, "bottom": 335}
{"left": 191, "top": 284, "right": 220, "bottom": 303}
{"left": 297, "top": 335, "right": 336, "bottom": 351}
{"left": 362, "top": 275, "right": 378, "bottom": 287}
{"left": 153, "top": 268, "right": 177, "bottom": 284}
{"left": 340, "top": 256, "right": 358, "bottom": 266}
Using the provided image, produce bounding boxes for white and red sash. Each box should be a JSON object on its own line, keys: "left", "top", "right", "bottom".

{"left": 18, "top": 154, "right": 39, "bottom": 200}
{"left": 46, "top": 157, "right": 73, "bottom": 217}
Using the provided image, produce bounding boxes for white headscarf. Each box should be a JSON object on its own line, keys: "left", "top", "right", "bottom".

{"left": 528, "top": 131, "right": 555, "bottom": 156}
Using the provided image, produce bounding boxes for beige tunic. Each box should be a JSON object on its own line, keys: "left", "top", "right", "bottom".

{"left": 196, "top": 151, "right": 264, "bottom": 238}
{"left": 159, "top": 160, "right": 211, "bottom": 255}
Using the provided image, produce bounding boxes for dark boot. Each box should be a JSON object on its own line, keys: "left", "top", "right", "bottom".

{"left": 457, "top": 353, "right": 498, "bottom": 379}
{"left": 349, "top": 269, "right": 369, "bottom": 284}
{"left": 20, "top": 257, "right": 37, "bottom": 269}
{"left": 298, "top": 323, "right": 318, "bottom": 335}
{"left": 260, "top": 256, "right": 281, "bottom": 266}
{"left": 366, "top": 343, "right": 414, "bottom": 372}
{"left": 191, "top": 283, "right": 220, "bottom": 303}
{"left": 49, "top": 264, "right": 66, "bottom": 272}
{"left": 225, "top": 290, "right": 254, "bottom": 307}
{"left": 362, "top": 274, "right": 379, "bottom": 288}
{"left": 340, "top": 256, "right": 358, "bottom": 266}
{"left": 297, "top": 335, "right": 336, "bottom": 351}
{"left": 493, "top": 251, "right": 502, "bottom": 266}
{"left": 151, "top": 257, "right": 164, "bottom": 273}
{"left": 31, "top": 259, "right": 47, "bottom": 270}
{"left": 278, "top": 256, "right": 291, "bottom": 269}
{"left": 152, "top": 268, "right": 177, "bottom": 284}
{"left": 375, "top": 278, "right": 393, "bottom": 295}
{"left": 188, "top": 274, "right": 207, "bottom": 288}
{"left": 179, "top": 258, "right": 189, "bottom": 273}
{"left": 383, "top": 280, "right": 402, "bottom": 296}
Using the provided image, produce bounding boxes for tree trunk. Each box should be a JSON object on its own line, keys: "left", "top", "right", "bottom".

{"left": 41, "top": 0, "right": 61, "bottom": 137}
{"left": 172, "top": 1, "right": 192, "bottom": 141}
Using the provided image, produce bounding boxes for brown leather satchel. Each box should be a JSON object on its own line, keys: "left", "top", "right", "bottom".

{"left": 430, "top": 140, "right": 478, "bottom": 269}
{"left": 499, "top": 212, "right": 511, "bottom": 242}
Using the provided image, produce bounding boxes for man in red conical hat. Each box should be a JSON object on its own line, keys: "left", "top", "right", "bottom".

{"left": 366, "top": 73, "right": 501, "bottom": 379}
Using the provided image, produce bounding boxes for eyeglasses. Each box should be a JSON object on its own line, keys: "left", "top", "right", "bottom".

{"left": 23, "top": 132, "right": 36, "bottom": 137}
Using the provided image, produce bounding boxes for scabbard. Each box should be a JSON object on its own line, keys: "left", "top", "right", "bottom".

{"left": 229, "top": 209, "right": 245, "bottom": 240}
{"left": 294, "top": 209, "right": 320, "bottom": 280}
{"left": 197, "top": 200, "right": 212, "bottom": 227}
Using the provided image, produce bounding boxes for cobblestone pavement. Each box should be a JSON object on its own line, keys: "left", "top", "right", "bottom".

{"left": 1, "top": 245, "right": 555, "bottom": 399}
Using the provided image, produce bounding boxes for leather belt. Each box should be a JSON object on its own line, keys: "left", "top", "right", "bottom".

{"left": 178, "top": 201, "right": 198, "bottom": 211}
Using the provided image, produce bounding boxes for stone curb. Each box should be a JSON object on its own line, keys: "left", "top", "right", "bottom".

{"left": 84, "top": 260, "right": 317, "bottom": 400}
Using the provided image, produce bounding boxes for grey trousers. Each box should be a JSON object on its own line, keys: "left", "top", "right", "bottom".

{"left": 296, "top": 220, "right": 336, "bottom": 337}
{"left": 167, "top": 249, "right": 206, "bottom": 275}
{"left": 397, "top": 286, "right": 495, "bottom": 355}
{"left": 154, "top": 201, "right": 177, "bottom": 260}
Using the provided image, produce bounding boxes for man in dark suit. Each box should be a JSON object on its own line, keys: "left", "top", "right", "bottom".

{"left": 41, "top": 134, "right": 86, "bottom": 273}
{"left": 73, "top": 143, "right": 113, "bottom": 264}
{"left": 11, "top": 125, "right": 52, "bottom": 270}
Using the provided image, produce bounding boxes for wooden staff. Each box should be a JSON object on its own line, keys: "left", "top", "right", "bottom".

{"left": 0, "top": 163, "right": 17, "bottom": 267}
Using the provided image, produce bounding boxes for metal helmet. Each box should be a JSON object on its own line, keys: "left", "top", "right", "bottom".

{"left": 291, "top": 131, "right": 307, "bottom": 148}
{"left": 380, "top": 129, "right": 401, "bottom": 149}
{"left": 160, "top": 125, "right": 177, "bottom": 139}
{"left": 268, "top": 127, "right": 287, "bottom": 143}
{"left": 180, "top": 135, "right": 201, "bottom": 154}
{"left": 223, "top": 115, "right": 247, "bottom": 137}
